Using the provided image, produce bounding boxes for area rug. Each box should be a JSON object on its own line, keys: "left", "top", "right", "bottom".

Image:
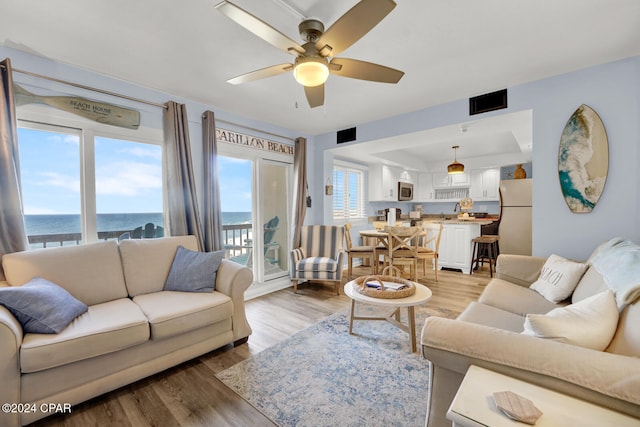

{"left": 216, "top": 304, "right": 458, "bottom": 427}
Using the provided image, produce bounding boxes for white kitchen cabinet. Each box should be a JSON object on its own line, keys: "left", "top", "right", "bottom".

{"left": 369, "top": 164, "right": 409, "bottom": 201}
{"left": 433, "top": 172, "right": 470, "bottom": 188}
{"left": 469, "top": 168, "right": 500, "bottom": 201}
{"left": 483, "top": 168, "right": 500, "bottom": 199}
{"left": 438, "top": 222, "right": 481, "bottom": 274}
{"left": 433, "top": 172, "right": 451, "bottom": 188}
{"left": 417, "top": 172, "right": 434, "bottom": 201}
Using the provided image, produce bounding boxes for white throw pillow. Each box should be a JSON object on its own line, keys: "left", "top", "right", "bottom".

{"left": 530, "top": 254, "right": 588, "bottom": 303}
{"left": 522, "top": 290, "right": 619, "bottom": 350}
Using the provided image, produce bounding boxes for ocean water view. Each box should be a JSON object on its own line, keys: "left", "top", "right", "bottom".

{"left": 24, "top": 212, "right": 253, "bottom": 236}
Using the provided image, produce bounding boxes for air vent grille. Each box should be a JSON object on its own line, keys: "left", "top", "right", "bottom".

{"left": 470, "top": 89, "right": 507, "bottom": 115}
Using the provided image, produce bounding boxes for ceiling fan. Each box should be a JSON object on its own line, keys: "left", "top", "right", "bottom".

{"left": 215, "top": 0, "right": 404, "bottom": 108}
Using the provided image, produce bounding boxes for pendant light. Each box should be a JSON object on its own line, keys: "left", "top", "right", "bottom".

{"left": 447, "top": 145, "right": 464, "bottom": 174}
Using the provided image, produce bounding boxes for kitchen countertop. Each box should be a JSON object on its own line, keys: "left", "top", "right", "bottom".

{"left": 425, "top": 219, "right": 494, "bottom": 225}
{"left": 369, "top": 214, "right": 498, "bottom": 227}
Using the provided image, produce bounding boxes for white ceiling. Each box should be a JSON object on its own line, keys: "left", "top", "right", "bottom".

{"left": 1, "top": 0, "right": 639, "bottom": 139}
{"left": 331, "top": 109, "right": 533, "bottom": 171}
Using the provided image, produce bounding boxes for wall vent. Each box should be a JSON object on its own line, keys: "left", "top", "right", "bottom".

{"left": 469, "top": 89, "right": 507, "bottom": 115}
{"left": 337, "top": 127, "right": 356, "bottom": 144}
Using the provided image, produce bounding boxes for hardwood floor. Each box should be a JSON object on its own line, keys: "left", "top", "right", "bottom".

{"left": 31, "top": 266, "right": 491, "bottom": 427}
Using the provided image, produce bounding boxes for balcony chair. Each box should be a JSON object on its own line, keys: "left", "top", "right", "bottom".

{"left": 290, "top": 225, "right": 345, "bottom": 294}
{"left": 143, "top": 222, "right": 157, "bottom": 238}
{"left": 230, "top": 215, "right": 279, "bottom": 267}
{"left": 344, "top": 223, "right": 376, "bottom": 279}
{"left": 131, "top": 226, "right": 143, "bottom": 239}
{"left": 417, "top": 222, "right": 443, "bottom": 281}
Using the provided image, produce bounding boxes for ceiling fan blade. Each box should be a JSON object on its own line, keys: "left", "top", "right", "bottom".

{"left": 227, "top": 63, "right": 293, "bottom": 85}
{"left": 315, "top": 0, "right": 396, "bottom": 58}
{"left": 215, "top": 1, "right": 305, "bottom": 55}
{"left": 304, "top": 84, "right": 324, "bottom": 108}
{"left": 329, "top": 58, "right": 404, "bottom": 83}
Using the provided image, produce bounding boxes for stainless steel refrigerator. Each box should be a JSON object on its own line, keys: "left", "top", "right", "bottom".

{"left": 498, "top": 178, "right": 532, "bottom": 255}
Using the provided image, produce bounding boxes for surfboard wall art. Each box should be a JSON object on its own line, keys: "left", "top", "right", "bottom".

{"left": 558, "top": 104, "right": 608, "bottom": 213}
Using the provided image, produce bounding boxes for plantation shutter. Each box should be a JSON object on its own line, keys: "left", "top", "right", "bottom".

{"left": 333, "top": 162, "right": 366, "bottom": 221}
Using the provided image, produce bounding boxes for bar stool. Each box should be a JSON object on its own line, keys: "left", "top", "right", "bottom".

{"left": 470, "top": 235, "right": 500, "bottom": 277}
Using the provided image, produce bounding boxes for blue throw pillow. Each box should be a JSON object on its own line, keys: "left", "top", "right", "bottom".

{"left": 164, "top": 246, "right": 224, "bottom": 293}
{"left": 0, "top": 277, "right": 88, "bottom": 334}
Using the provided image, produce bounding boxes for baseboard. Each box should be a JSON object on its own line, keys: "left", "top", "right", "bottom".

{"left": 244, "top": 276, "right": 291, "bottom": 300}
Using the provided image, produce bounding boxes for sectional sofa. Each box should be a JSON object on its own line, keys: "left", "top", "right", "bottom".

{"left": 421, "top": 238, "right": 640, "bottom": 427}
{"left": 0, "top": 235, "right": 253, "bottom": 426}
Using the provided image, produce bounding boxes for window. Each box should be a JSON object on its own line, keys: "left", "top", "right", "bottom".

{"left": 94, "top": 136, "right": 164, "bottom": 240}
{"left": 18, "top": 122, "right": 164, "bottom": 248}
{"left": 333, "top": 161, "right": 366, "bottom": 221}
{"left": 19, "top": 126, "right": 83, "bottom": 246}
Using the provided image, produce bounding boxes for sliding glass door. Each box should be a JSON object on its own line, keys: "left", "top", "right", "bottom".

{"left": 258, "top": 159, "right": 289, "bottom": 281}
{"left": 219, "top": 154, "right": 290, "bottom": 289}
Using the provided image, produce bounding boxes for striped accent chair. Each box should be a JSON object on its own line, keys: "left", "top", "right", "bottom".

{"left": 290, "top": 225, "right": 345, "bottom": 294}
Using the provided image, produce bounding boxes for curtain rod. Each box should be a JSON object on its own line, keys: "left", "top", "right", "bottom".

{"left": 3, "top": 64, "right": 296, "bottom": 142}
{"left": 2, "top": 65, "right": 167, "bottom": 109}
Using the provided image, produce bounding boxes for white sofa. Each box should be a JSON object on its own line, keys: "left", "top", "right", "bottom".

{"left": 0, "top": 235, "right": 253, "bottom": 426}
{"left": 421, "top": 243, "right": 640, "bottom": 427}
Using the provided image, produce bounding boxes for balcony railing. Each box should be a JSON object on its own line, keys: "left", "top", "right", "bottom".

{"left": 28, "top": 230, "right": 131, "bottom": 248}
{"left": 27, "top": 223, "right": 254, "bottom": 258}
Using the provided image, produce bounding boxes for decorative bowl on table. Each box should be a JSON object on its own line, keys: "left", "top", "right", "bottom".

{"left": 354, "top": 275, "right": 416, "bottom": 299}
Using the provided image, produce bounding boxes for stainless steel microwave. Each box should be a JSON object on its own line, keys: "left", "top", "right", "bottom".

{"left": 398, "top": 182, "right": 414, "bottom": 201}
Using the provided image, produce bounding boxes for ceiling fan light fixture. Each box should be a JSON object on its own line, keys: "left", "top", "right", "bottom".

{"left": 294, "top": 56, "right": 329, "bottom": 87}
{"left": 447, "top": 145, "right": 465, "bottom": 174}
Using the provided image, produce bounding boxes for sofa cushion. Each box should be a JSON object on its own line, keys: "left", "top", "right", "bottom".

{"left": 295, "top": 257, "right": 339, "bottom": 272}
{"left": 2, "top": 240, "right": 128, "bottom": 306}
{"left": 132, "top": 291, "right": 233, "bottom": 340}
{"left": 572, "top": 266, "right": 608, "bottom": 303}
{"left": 606, "top": 297, "right": 640, "bottom": 357}
{"left": 522, "top": 290, "right": 619, "bottom": 351}
{"left": 457, "top": 302, "right": 525, "bottom": 333}
{"left": 20, "top": 298, "right": 149, "bottom": 373}
{"left": 164, "top": 246, "right": 224, "bottom": 293}
{"left": 530, "top": 254, "right": 588, "bottom": 303}
{"left": 0, "top": 277, "right": 87, "bottom": 334}
{"left": 119, "top": 235, "right": 199, "bottom": 297}
{"left": 478, "top": 278, "right": 562, "bottom": 317}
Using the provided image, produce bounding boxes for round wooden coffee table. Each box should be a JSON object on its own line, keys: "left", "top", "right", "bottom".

{"left": 344, "top": 279, "right": 432, "bottom": 352}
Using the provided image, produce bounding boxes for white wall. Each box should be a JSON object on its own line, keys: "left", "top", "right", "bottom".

{"left": 313, "top": 56, "right": 640, "bottom": 260}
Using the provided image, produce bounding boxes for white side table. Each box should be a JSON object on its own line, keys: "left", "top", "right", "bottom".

{"left": 447, "top": 365, "right": 639, "bottom": 427}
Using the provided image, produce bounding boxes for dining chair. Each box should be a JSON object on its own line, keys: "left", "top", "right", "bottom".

{"left": 417, "top": 222, "right": 443, "bottom": 281}
{"left": 384, "top": 225, "right": 421, "bottom": 281}
{"left": 344, "top": 223, "right": 376, "bottom": 279}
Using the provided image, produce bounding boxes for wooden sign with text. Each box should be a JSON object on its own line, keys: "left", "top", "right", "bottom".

{"left": 216, "top": 128, "right": 294, "bottom": 156}
{"left": 13, "top": 83, "right": 140, "bottom": 129}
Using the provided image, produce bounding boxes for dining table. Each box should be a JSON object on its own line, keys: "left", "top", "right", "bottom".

{"left": 359, "top": 228, "right": 426, "bottom": 275}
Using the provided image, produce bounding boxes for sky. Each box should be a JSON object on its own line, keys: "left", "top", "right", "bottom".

{"left": 18, "top": 127, "right": 252, "bottom": 215}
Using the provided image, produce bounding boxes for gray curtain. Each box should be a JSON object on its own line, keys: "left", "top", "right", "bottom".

{"left": 0, "top": 58, "right": 29, "bottom": 280}
{"left": 202, "top": 110, "right": 223, "bottom": 252}
{"left": 291, "top": 137, "right": 307, "bottom": 248}
{"left": 162, "top": 101, "right": 204, "bottom": 250}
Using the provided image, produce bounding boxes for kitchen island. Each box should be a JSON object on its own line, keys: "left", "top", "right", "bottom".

{"left": 426, "top": 219, "right": 494, "bottom": 274}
